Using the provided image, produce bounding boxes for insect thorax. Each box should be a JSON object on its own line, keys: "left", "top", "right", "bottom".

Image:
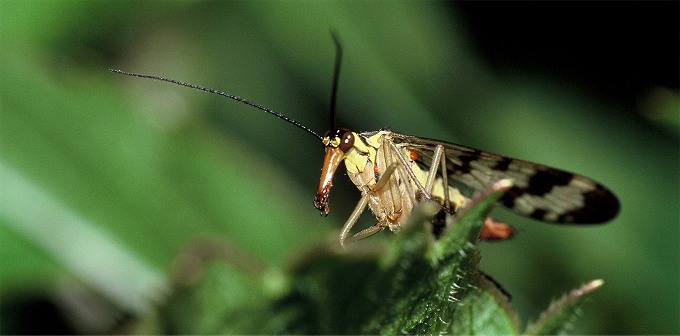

{"left": 344, "top": 131, "right": 466, "bottom": 231}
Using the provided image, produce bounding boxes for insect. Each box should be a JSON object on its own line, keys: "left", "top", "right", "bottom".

{"left": 111, "top": 36, "right": 619, "bottom": 245}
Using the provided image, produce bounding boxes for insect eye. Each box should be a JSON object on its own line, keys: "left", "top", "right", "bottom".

{"left": 339, "top": 131, "right": 355, "bottom": 152}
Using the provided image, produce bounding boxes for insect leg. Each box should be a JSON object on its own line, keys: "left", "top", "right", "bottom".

{"left": 398, "top": 161, "right": 418, "bottom": 205}
{"left": 371, "top": 163, "right": 398, "bottom": 191}
{"left": 370, "top": 160, "right": 416, "bottom": 204}
{"left": 388, "top": 141, "right": 431, "bottom": 200}
{"left": 368, "top": 143, "right": 413, "bottom": 201}
{"left": 424, "top": 145, "right": 445, "bottom": 192}
{"left": 419, "top": 144, "right": 451, "bottom": 207}
{"left": 437, "top": 145, "right": 451, "bottom": 208}
{"left": 341, "top": 159, "right": 413, "bottom": 245}
{"left": 345, "top": 225, "right": 385, "bottom": 245}
{"left": 339, "top": 194, "right": 370, "bottom": 246}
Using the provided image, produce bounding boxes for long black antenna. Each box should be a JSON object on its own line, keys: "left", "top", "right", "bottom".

{"left": 328, "top": 32, "right": 343, "bottom": 131}
{"left": 109, "top": 69, "right": 322, "bottom": 140}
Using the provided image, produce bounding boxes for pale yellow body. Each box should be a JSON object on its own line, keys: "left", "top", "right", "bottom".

{"left": 340, "top": 131, "right": 466, "bottom": 243}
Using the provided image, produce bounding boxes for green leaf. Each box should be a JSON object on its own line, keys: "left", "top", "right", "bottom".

{"left": 262, "top": 241, "right": 384, "bottom": 334}
{"left": 449, "top": 275, "right": 521, "bottom": 335}
{"left": 129, "top": 179, "right": 609, "bottom": 335}
{"left": 357, "top": 180, "right": 513, "bottom": 334}
{"left": 525, "top": 279, "right": 605, "bottom": 335}
{"left": 255, "top": 179, "right": 516, "bottom": 335}
{"left": 145, "top": 179, "right": 521, "bottom": 334}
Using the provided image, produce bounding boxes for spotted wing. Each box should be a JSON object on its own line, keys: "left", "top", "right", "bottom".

{"left": 390, "top": 132, "right": 619, "bottom": 224}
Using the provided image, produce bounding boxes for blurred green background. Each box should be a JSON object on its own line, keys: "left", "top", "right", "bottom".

{"left": 1, "top": 1, "right": 678, "bottom": 334}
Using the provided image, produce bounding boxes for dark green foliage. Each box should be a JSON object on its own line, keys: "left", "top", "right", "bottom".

{"left": 147, "top": 187, "right": 600, "bottom": 334}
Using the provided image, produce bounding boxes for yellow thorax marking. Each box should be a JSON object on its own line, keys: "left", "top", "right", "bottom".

{"left": 343, "top": 131, "right": 384, "bottom": 175}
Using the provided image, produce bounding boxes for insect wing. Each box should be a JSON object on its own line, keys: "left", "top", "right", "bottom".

{"left": 391, "top": 133, "right": 619, "bottom": 224}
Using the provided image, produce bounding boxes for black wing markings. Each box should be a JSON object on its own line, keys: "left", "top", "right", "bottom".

{"left": 390, "top": 132, "right": 620, "bottom": 224}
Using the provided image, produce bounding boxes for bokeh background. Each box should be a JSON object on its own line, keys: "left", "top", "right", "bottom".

{"left": 1, "top": 1, "right": 678, "bottom": 334}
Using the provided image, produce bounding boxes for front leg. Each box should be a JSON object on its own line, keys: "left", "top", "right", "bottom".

{"left": 339, "top": 162, "right": 402, "bottom": 246}
{"left": 339, "top": 194, "right": 370, "bottom": 246}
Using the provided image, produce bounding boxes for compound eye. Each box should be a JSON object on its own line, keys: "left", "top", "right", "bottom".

{"left": 338, "top": 131, "right": 355, "bottom": 152}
